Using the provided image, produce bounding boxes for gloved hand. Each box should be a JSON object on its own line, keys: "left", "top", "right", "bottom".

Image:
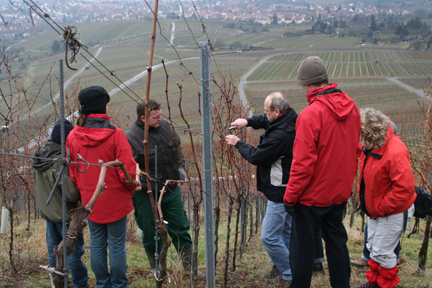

{"left": 284, "top": 201, "right": 299, "bottom": 219}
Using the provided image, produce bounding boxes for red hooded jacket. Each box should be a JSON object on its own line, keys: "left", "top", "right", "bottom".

{"left": 66, "top": 114, "right": 136, "bottom": 224}
{"left": 284, "top": 82, "right": 361, "bottom": 207}
{"left": 359, "top": 126, "right": 416, "bottom": 219}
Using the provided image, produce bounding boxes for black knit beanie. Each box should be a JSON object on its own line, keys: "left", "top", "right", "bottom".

{"left": 78, "top": 86, "right": 110, "bottom": 114}
{"left": 51, "top": 119, "right": 74, "bottom": 145}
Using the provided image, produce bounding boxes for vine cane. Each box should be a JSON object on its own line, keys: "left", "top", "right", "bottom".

{"left": 42, "top": 160, "right": 139, "bottom": 288}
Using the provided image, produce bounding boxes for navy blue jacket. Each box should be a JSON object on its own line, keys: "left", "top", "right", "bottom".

{"left": 235, "top": 108, "right": 297, "bottom": 202}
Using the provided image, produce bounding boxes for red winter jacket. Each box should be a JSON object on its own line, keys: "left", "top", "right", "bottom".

{"left": 66, "top": 114, "right": 136, "bottom": 224}
{"left": 359, "top": 126, "right": 416, "bottom": 219}
{"left": 284, "top": 82, "right": 361, "bottom": 207}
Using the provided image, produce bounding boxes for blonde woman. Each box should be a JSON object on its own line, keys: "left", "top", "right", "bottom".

{"left": 354, "top": 108, "right": 416, "bottom": 288}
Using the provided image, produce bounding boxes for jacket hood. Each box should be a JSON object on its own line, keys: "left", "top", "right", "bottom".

{"left": 32, "top": 141, "right": 61, "bottom": 171}
{"left": 307, "top": 82, "right": 357, "bottom": 121}
{"left": 72, "top": 114, "right": 116, "bottom": 147}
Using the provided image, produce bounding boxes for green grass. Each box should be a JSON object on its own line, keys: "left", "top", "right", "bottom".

{"left": 2, "top": 207, "right": 431, "bottom": 287}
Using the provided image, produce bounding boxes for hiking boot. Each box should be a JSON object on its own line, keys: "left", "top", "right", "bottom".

{"left": 313, "top": 262, "right": 324, "bottom": 274}
{"left": 266, "top": 264, "right": 281, "bottom": 279}
{"left": 145, "top": 249, "right": 159, "bottom": 276}
{"left": 179, "top": 246, "right": 206, "bottom": 280}
{"left": 351, "top": 257, "right": 369, "bottom": 267}
{"left": 352, "top": 282, "right": 380, "bottom": 288}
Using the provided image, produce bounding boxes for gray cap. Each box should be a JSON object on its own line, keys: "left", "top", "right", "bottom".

{"left": 297, "top": 56, "right": 328, "bottom": 85}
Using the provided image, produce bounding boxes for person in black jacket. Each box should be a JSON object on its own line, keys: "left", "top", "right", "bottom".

{"left": 226, "top": 92, "right": 297, "bottom": 286}
{"left": 125, "top": 99, "right": 204, "bottom": 279}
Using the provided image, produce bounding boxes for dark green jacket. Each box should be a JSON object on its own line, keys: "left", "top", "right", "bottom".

{"left": 32, "top": 141, "right": 80, "bottom": 222}
{"left": 125, "top": 119, "right": 183, "bottom": 193}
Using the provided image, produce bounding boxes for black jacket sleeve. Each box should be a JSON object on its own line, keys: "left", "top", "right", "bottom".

{"left": 247, "top": 115, "right": 270, "bottom": 130}
{"left": 235, "top": 132, "right": 293, "bottom": 166}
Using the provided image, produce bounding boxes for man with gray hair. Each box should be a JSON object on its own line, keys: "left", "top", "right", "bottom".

{"left": 226, "top": 92, "right": 297, "bottom": 286}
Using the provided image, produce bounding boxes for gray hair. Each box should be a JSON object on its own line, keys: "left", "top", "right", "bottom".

{"left": 360, "top": 108, "right": 391, "bottom": 150}
{"left": 268, "top": 92, "right": 290, "bottom": 114}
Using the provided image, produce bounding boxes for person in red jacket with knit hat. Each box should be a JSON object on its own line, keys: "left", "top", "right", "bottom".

{"left": 67, "top": 86, "right": 137, "bottom": 288}
{"left": 284, "top": 56, "right": 361, "bottom": 288}
{"left": 353, "top": 108, "right": 416, "bottom": 288}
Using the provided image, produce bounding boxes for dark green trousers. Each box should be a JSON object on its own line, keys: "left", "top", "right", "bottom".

{"left": 132, "top": 186, "right": 192, "bottom": 254}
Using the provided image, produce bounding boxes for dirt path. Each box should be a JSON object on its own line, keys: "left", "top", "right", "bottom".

{"left": 386, "top": 77, "right": 431, "bottom": 100}
{"left": 238, "top": 54, "right": 284, "bottom": 117}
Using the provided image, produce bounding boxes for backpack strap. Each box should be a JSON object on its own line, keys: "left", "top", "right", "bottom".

{"left": 407, "top": 217, "right": 419, "bottom": 238}
{"left": 359, "top": 148, "right": 382, "bottom": 217}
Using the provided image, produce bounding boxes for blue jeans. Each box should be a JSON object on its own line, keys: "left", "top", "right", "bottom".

{"left": 88, "top": 216, "right": 128, "bottom": 288}
{"left": 46, "top": 220, "right": 89, "bottom": 288}
{"left": 315, "top": 230, "right": 325, "bottom": 264}
{"left": 261, "top": 200, "right": 292, "bottom": 281}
